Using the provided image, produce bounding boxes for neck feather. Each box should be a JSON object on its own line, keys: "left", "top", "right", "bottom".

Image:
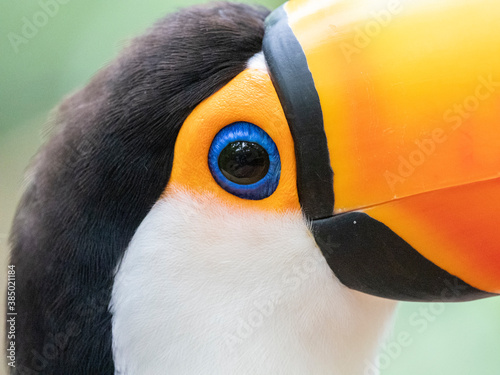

{"left": 110, "top": 190, "right": 396, "bottom": 375}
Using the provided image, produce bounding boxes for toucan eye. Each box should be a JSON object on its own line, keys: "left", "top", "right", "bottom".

{"left": 218, "top": 141, "right": 270, "bottom": 185}
{"left": 208, "top": 122, "right": 281, "bottom": 200}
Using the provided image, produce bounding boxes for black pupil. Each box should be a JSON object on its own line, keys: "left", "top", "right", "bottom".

{"left": 218, "top": 141, "right": 270, "bottom": 185}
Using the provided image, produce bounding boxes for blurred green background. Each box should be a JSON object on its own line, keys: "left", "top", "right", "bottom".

{"left": 1, "top": 1, "right": 499, "bottom": 374}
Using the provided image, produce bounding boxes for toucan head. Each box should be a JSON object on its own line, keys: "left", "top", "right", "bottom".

{"left": 10, "top": 0, "right": 500, "bottom": 373}
{"left": 164, "top": 0, "right": 500, "bottom": 304}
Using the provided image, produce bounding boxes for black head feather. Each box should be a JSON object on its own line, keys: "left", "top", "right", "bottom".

{"left": 9, "top": 3, "right": 269, "bottom": 373}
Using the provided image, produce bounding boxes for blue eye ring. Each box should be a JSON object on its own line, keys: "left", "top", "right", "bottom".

{"left": 208, "top": 122, "right": 281, "bottom": 200}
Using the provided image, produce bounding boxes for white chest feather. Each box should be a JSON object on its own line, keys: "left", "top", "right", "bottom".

{"left": 110, "top": 190, "right": 396, "bottom": 375}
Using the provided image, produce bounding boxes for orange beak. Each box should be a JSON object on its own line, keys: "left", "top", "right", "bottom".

{"left": 263, "top": 0, "right": 500, "bottom": 300}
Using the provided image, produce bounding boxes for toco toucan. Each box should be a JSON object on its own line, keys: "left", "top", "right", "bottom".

{"left": 8, "top": 0, "right": 500, "bottom": 374}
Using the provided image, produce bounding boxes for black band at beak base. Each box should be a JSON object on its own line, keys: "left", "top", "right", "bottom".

{"left": 263, "top": 6, "right": 334, "bottom": 220}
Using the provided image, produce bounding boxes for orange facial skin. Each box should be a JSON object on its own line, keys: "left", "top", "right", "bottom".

{"left": 165, "top": 68, "right": 300, "bottom": 213}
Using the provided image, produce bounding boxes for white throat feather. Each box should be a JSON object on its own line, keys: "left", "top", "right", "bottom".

{"left": 110, "top": 190, "right": 396, "bottom": 375}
